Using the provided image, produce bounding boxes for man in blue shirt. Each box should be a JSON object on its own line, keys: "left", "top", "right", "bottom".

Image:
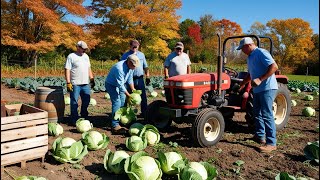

{"left": 237, "top": 37, "right": 279, "bottom": 153}
{"left": 105, "top": 54, "right": 140, "bottom": 134}
{"left": 121, "top": 39, "right": 150, "bottom": 117}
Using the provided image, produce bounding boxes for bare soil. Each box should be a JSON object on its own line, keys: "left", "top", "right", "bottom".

{"left": 1, "top": 83, "right": 319, "bottom": 180}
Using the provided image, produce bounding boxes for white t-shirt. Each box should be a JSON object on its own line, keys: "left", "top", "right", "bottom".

{"left": 65, "top": 53, "right": 91, "bottom": 85}
{"left": 164, "top": 52, "right": 191, "bottom": 77}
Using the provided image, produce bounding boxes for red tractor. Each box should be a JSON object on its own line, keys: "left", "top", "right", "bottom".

{"left": 145, "top": 35, "right": 291, "bottom": 147}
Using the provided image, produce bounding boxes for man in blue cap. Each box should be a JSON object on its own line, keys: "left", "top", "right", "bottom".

{"left": 237, "top": 37, "right": 279, "bottom": 153}
{"left": 121, "top": 39, "right": 150, "bottom": 117}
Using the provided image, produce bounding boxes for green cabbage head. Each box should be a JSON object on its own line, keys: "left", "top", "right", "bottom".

{"left": 115, "top": 107, "right": 137, "bottom": 126}
{"left": 105, "top": 93, "right": 110, "bottom": 99}
{"left": 150, "top": 91, "right": 158, "bottom": 97}
{"left": 158, "top": 151, "right": 185, "bottom": 175}
{"left": 125, "top": 151, "right": 162, "bottom": 180}
{"left": 81, "top": 130, "right": 110, "bottom": 150}
{"left": 48, "top": 122, "right": 64, "bottom": 136}
{"left": 140, "top": 124, "right": 160, "bottom": 146}
{"left": 304, "top": 95, "right": 314, "bottom": 101}
{"left": 129, "top": 93, "right": 142, "bottom": 106}
{"left": 90, "top": 98, "right": 97, "bottom": 106}
{"left": 76, "top": 118, "right": 93, "bottom": 133}
{"left": 104, "top": 149, "right": 130, "bottom": 174}
{"left": 129, "top": 123, "right": 145, "bottom": 136}
{"left": 303, "top": 141, "right": 319, "bottom": 164}
{"left": 125, "top": 135, "right": 147, "bottom": 152}
{"left": 180, "top": 161, "right": 218, "bottom": 180}
{"left": 51, "top": 137, "right": 88, "bottom": 164}
{"left": 291, "top": 100, "right": 297, "bottom": 107}
{"left": 15, "top": 176, "right": 47, "bottom": 180}
{"left": 302, "top": 107, "right": 316, "bottom": 117}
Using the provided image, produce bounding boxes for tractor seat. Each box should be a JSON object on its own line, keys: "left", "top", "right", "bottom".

{"left": 231, "top": 77, "right": 243, "bottom": 83}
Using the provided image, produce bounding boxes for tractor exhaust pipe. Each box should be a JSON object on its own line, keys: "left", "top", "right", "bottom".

{"left": 217, "top": 34, "right": 222, "bottom": 96}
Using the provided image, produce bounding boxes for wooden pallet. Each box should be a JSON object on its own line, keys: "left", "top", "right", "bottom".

{"left": 1, "top": 104, "right": 49, "bottom": 168}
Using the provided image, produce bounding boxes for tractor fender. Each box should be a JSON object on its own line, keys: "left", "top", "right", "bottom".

{"left": 276, "top": 75, "right": 289, "bottom": 84}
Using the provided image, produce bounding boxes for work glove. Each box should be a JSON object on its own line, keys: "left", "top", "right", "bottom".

{"left": 90, "top": 78, "right": 95, "bottom": 89}
{"left": 67, "top": 83, "right": 73, "bottom": 92}
{"left": 251, "top": 78, "right": 261, "bottom": 87}
{"left": 145, "top": 77, "right": 151, "bottom": 86}
{"left": 165, "top": 75, "right": 169, "bottom": 79}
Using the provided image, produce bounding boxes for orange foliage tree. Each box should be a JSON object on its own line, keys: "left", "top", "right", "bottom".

{"left": 90, "top": 0, "right": 181, "bottom": 60}
{"left": 266, "top": 18, "right": 314, "bottom": 67}
{"left": 1, "top": 0, "right": 99, "bottom": 67}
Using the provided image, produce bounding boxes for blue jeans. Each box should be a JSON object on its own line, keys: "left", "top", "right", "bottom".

{"left": 253, "top": 89, "right": 277, "bottom": 146}
{"left": 70, "top": 84, "right": 91, "bottom": 123}
{"left": 105, "top": 83, "right": 126, "bottom": 128}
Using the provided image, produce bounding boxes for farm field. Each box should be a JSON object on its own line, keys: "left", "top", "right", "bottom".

{"left": 1, "top": 82, "right": 319, "bottom": 180}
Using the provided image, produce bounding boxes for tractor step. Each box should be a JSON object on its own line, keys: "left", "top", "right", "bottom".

{"left": 223, "top": 106, "right": 241, "bottom": 110}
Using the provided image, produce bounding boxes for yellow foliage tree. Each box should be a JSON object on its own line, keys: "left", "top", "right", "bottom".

{"left": 266, "top": 18, "right": 314, "bottom": 67}
{"left": 1, "top": 0, "right": 99, "bottom": 67}
{"left": 91, "top": 0, "right": 181, "bottom": 60}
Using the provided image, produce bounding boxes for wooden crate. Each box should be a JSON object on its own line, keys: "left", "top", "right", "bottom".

{"left": 1, "top": 104, "right": 48, "bottom": 168}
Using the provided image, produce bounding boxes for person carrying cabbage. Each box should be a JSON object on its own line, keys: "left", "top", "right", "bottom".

{"left": 105, "top": 54, "right": 140, "bottom": 134}
{"left": 121, "top": 39, "right": 150, "bottom": 117}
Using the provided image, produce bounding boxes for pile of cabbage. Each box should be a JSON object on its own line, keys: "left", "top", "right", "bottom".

{"left": 51, "top": 118, "right": 110, "bottom": 163}
{"left": 103, "top": 149, "right": 218, "bottom": 180}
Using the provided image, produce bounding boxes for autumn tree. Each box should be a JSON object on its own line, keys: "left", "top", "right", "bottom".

{"left": 178, "top": 19, "right": 196, "bottom": 47}
{"left": 248, "top": 21, "right": 268, "bottom": 36}
{"left": 1, "top": 0, "right": 99, "bottom": 67}
{"left": 187, "top": 24, "right": 202, "bottom": 44}
{"left": 266, "top": 18, "right": 314, "bottom": 67}
{"left": 90, "top": 0, "right": 181, "bottom": 60}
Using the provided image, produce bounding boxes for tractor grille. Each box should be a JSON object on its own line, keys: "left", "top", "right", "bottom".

{"left": 173, "top": 89, "right": 193, "bottom": 105}
{"left": 164, "top": 88, "right": 172, "bottom": 104}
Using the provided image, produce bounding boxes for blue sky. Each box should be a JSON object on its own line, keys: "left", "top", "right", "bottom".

{"left": 71, "top": 0, "right": 319, "bottom": 34}
{"left": 176, "top": 0, "right": 319, "bottom": 34}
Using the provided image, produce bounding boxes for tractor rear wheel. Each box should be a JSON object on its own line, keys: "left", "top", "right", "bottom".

{"left": 145, "top": 100, "right": 172, "bottom": 130}
{"left": 245, "top": 83, "right": 291, "bottom": 130}
{"left": 192, "top": 108, "right": 225, "bottom": 147}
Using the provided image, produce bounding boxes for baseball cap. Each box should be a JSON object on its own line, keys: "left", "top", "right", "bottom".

{"left": 127, "top": 54, "right": 140, "bottom": 67}
{"left": 77, "top": 41, "right": 88, "bottom": 49}
{"left": 130, "top": 39, "right": 140, "bottom": 46}
{"left": 236, "top": 37, "right": 254, "bottom": 50}
{"left": 175, "top": 42, "right": 184, "bottom": 49}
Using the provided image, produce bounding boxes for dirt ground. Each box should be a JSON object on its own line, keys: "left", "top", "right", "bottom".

{"left": 1, "top": 83, "right": 319, "bottom": 180}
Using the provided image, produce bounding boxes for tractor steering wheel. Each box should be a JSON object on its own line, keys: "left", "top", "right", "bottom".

{"left": 224, "top": 67, "right": 238, "bottom": 78}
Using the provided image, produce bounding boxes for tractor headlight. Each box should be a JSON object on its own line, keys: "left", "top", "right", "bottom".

{"left": 163, "top": 81, "right": 169, "bottom": 86}
{"left": 175, "top": 82, "right": 194, "bottom": 87}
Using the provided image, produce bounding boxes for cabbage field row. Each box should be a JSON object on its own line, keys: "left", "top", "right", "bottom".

{"left": 1, "top": 76, "right": 318, "bottom": 94}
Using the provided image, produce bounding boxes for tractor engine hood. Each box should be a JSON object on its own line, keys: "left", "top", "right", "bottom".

{"left": 163, "top": 73, "right": 231, "bottom": 109}
{"left": 164, "top": 73, "right": 230, "bottom": 88}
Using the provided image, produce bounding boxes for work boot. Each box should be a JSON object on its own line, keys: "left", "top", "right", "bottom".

{"left": 259, "top": 145, "right": 277, "bottom": 153}
{"left": 112, "top": 125, "right": 127, "bottom": 135}
{"left": 252, "top": 135, "right": 266, "bottom": 144}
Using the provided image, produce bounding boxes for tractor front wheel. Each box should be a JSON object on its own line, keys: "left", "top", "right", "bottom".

{"left": 192, "top": 108, "right": 225, "bottom": 147}
{"left": 145, "top": 100, "right": 172, "bottom": 130}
